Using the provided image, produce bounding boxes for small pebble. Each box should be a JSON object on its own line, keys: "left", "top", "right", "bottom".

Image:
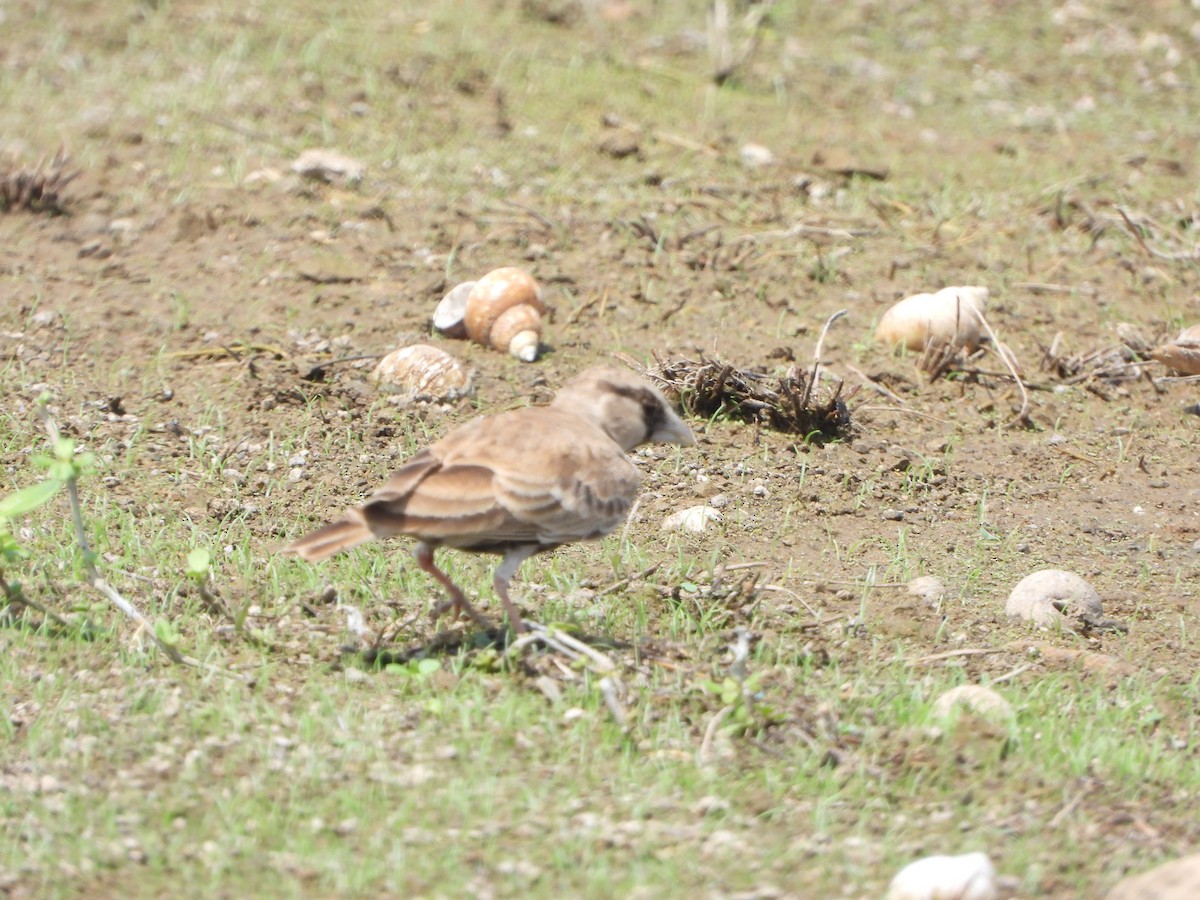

{"left": 662, "top": 506, "right": 722, "bottom": 533}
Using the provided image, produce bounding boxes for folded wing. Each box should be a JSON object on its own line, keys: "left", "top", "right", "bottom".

{"left": 361, "top": 408, "right": 643, "bottom": 550}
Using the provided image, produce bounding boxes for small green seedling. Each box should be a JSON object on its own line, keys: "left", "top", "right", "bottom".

{"left": 0, "top": 477, "right": 65, "bottom": 602}
{"left": 698, "top": 670, "right": 778, "bottom": 737}
{"left": 186, "top": 545, "right": 266, "bottom": 647}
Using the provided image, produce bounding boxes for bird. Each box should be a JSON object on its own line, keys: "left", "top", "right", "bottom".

{"left": 282, "top": 365, "right": 695, "bottom": 634}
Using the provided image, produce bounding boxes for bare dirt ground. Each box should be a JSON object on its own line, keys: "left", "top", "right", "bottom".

{"left": 2, "top": 1, "right": 1199, "bottom": 897}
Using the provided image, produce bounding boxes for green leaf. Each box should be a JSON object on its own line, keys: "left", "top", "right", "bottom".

{"left": 186, "top": 548, "right": 212, "bottom": 577}
{"left": 47, "top": 460, "right": 76, "bottom": 482}
{"left": 54, "top": 437, "right": 76, "bottom": 462}
{"left": 154, "top": 618, "right": 181, "bottom": 647}
{"left": 415, "top": 658, "right": 441, "bottom": 677}
{"left": 0, "top": 527, "right": 28, "bottom": 564}
{"left": 0, "top": 479, "right": 63, "bottom": 520}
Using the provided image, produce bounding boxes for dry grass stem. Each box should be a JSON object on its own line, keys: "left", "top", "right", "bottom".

{"left": 976, "top": 310, "right": 1031, "bottom": 428}
{"left": 35, "top": 405, "right": 189, "bottom": 665}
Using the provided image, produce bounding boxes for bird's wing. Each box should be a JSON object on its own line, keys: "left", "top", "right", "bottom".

{"left": 363, "top": 408, "right": 642, "bottom": 547}
{"left": 360, "top": 447, "right": 512, "bottom": 542}
{"left": 492, "top": 441, "right": 641, "bottom": 543}
{"left": 450, "top": 408, "right": 643, "bottom": 543}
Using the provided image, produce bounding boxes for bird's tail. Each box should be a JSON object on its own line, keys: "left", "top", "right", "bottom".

{"left": 282, "top": 511, "right": 374, "bottom": 561}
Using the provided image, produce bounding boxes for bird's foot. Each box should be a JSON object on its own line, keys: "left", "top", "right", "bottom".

{"left": 429, "top": 595, "right": 497, "bottom": 633}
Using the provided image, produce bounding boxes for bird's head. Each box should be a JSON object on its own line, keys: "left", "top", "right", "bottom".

{"left": 551, "top": 366, "right": 696, "bottom": 452}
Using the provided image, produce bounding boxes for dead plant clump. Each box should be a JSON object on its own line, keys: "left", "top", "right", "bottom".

{"left": 0, "top": 149, "right": 79, "bottom": 215}
{"left": 648, "top": 354, "right": 854, "bottom": 441}
{"left": 1040, "top": 327, "right": 1161, "bottom": 386}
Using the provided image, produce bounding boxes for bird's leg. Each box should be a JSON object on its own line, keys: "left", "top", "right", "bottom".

{"left": 413, "top": 543, "right": 493, "bottom": 631}
{"left": 494, "top": 546, "right": 537, "bottom": 635}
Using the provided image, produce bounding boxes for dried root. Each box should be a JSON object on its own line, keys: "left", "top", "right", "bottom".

{"left": 0, "top": 148, "right": 79, "bottom": 215}
{"left": 648, "top": 353, "right": 854, "bottom": 441}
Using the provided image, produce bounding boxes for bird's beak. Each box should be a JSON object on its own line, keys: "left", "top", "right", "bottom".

{"left": 652, "top": 408, "right": 696, "bottom": 447}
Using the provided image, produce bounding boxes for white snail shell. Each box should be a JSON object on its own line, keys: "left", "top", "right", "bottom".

{"left": 887, "top": 852, "right": 997, "bottom": 900}
{"left": 431, "top": 281, "right": 476, "bottom": 340}
{"left": 1006, "top": 569, "right": 1103, "bottom": 628}
{"left": 876, "top": 286, "right": 988, "bottom": 352}
{"left": 369, "top": 344, "right": 472, "bottom": 401}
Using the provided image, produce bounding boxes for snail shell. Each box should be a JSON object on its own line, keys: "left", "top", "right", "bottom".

{"left": 876, "top": 285, "right": 988, "bottom": 352}
{"left": 369, "top": 344, "right": 472, "bottom": 401}
{"left": 432, "top": 281, "right": 476, "bottom": 340}
{"left": 1005, "top": 569, "right": 1103, "bottom": 628}
{"left": 464, "top": 267, "right": 545, "bottom": 362}
{"left": 1150, "top": 323, "right": 1200, "bottom": 375}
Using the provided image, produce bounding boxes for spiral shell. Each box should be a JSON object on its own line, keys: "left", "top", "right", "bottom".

{"left": 369, "top": 344, "right": 472, "bottom": 401}
{"left": 876, "top": 286, "right": 988, "bottom": 352}
{"left": 464, "top": 267, "right": 545, "bottom": 362}
{"left": 1005, "top": 569, "right": 1103, "bottom": 628}
{"left": 1150, "top": 323, "right": 1200, "bottom": 375}
{"left": 432, "top": 281, "right": 476, "bottom": 340}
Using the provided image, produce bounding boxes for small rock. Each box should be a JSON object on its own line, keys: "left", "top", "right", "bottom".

{"left": 596, "top": 128, "right": 640, "bottom": 159}
{"left": 739, "top": 142, "right": 775, "bottom": 168}
{"left": 175, "top": 206, "right": 217, "bottom": 242}
{"left": 931, "top": 685, "right": 1015, "bottom": 729}
{"left": 661, "top": 506, "right": 723, "bottom": 533}
{"left": 296, "top": 249, "right": 367, "bottom": 284}
{"left": 882, "top": 509, "right": 904, "bottom": 521}
{"left": 243, "top": 167, "right": 283, "bottom": 186}
{"left": 691, "top": 795, "right": 730, "bottom": 818}
{"left": 109, "top": 218, "right": 138, "bottom": 242}
{"left": 1115, "top": 322, "right": 1151, "bottom": 353}
{"left": 291, "top": 148, "right": 365, "bottom": 185}
{"left": 907, "top": 576, "right": 946, "bottom": 607}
